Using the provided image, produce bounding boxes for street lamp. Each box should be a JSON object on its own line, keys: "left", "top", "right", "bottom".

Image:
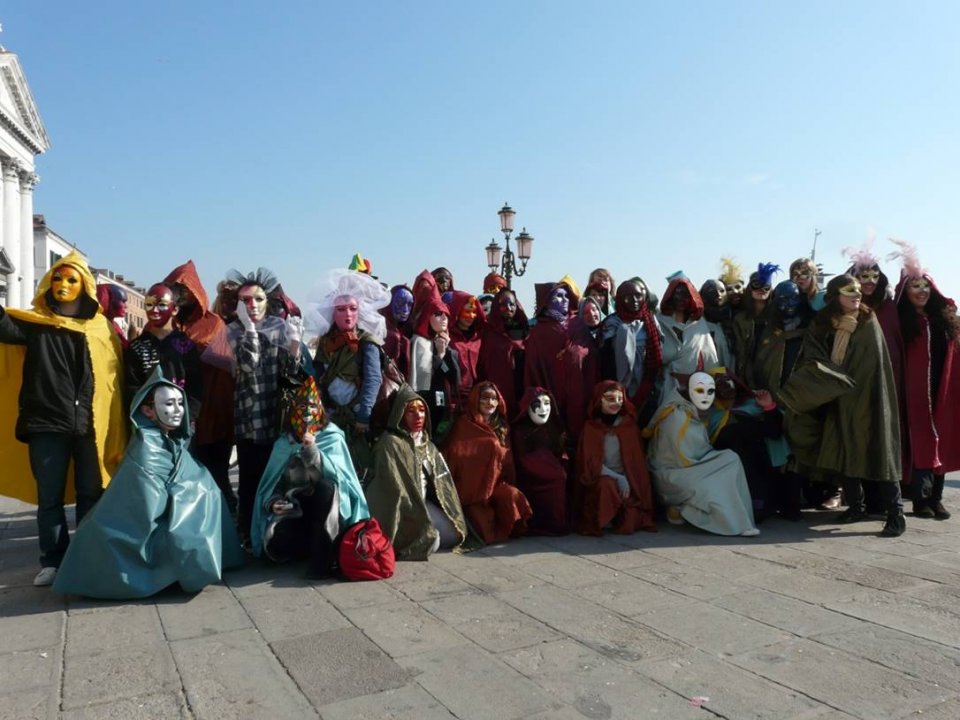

{"left": 485, "top": 202, "right": 534, "bottom": 289}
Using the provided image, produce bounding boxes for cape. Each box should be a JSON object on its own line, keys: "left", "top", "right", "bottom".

{"left": 554, "top": 316, "right": 602, "bottom": 442}
{"left": 0, "top": 252, "right": 127, "bottom": 504}
{"left": 575, "top": 382, "right": 657, "bottom": 536}
{"left": 53, "top": 367, "right": 243, "bottom": 599}
{"left": 365, "top": 384, "right": 471, "bottom": 559}
{"left": 779, "top": 310, "right": 901, "bottom": 482}
{"left": 251, "top": 421, "right": 370, "bottom": 557}
{"left": 444, "top": 383, "right": 531, "bottom": 543}
{"left": 477, "top": 299, "right": 528, "bottom": 416}
{"left": 511, "top": 388, "right": 569, "bottom": 535}
{"left": 644, "top": 381, "right": 756, "bottom": 536}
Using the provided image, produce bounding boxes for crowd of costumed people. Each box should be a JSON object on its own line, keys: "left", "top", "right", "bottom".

{"left": 1, "top": 238, "right": 957, "bottom": 597}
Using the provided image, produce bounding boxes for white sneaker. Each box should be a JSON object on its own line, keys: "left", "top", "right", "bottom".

{"left": 740, "top": 528, "right": 760, "bottom": 537}
{"left": 33, "top": 567, "right": 58, "bottom": 586}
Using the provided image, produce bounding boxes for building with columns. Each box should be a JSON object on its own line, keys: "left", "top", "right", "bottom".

{"left": 0, "top": 46, "right": 49, "bottom": 308}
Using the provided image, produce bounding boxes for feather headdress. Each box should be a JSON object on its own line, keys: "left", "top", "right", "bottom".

{"left": 841, "top": 230, "right": 881, "bottom": 271}
{"left": 750, "top": 262, "right": 781, "bottom": 287}
{"left": 886, "top": 238, "right": 926, "bottom": 279}
{"left": 225, "top": 267, "right": 280, "bottom": 294}
{"left": 719, "top": 257, "right": 743, "bottom": 285}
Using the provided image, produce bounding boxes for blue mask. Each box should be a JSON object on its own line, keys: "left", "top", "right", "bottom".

{"left": 390, "top": 288, "right": 413, "bottom": 323}
{"left": 773, "top": 281, "right": 801, "bottom": 319}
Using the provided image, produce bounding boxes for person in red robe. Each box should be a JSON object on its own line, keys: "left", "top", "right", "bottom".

{"left": 555, "top": 296, "right": 604, "bottom": 444}
{"left": 443, "top": 381, "right": 532, "bottom": 543}
{"left": 524, "top": 281, "right": 576, "bottom": 401}
{"left": 478, "top": 288, "right": 529, "bottom": 416}
{"left": 447, "top": 290, "right": 487, "bottom": 407}
{"left": 380, "top": 285, "right": 413, "bottom": 378}
{"left": 163, "top": 260, "right": 238, "bottom": 514}
{"left": 890, "top": 241, "right": 960, "bottom": 519}
{"left": 575, "top": 380, "right": 657, "bottom": 536}
{"left": 511, "top": 387, "right": 568, "bottom": 535}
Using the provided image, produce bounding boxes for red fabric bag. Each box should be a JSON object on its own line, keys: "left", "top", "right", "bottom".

{"left": 339, "top": 518, "right": 395, "bottom": 581}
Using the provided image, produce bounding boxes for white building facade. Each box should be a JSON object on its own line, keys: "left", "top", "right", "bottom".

{"left": 0, "top": 47, "right": 50, "bottom": 308}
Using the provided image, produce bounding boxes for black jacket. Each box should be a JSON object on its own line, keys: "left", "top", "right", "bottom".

{"left": 0, "top": 297, "right": 99, "bottom": 439}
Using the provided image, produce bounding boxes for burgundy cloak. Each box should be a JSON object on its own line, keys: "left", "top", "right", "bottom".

{"left": 443, "top": 382, "right": 532, "bottom": 543}
{"left": 448, "top": 290, "right": 488, "bottom": 407}
{"left": 511, "top": 387, "right": 568, "bottom": 535}
{"left": 478, "top": 290, "right": 529, "bottom": 416}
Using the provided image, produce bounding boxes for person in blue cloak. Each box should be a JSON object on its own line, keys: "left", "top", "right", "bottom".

{"left": 251, "top": 374, "right": 370, "bottom": 578}
{"left": 53, "top": 367, "right": 244, "bottom": 599}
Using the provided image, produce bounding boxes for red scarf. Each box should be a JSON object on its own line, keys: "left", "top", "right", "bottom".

{"left": 324, "top": 329, "right": 360, "bottom": 354}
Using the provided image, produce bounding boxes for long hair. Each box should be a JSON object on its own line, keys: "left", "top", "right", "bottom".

{"left": 812, "top": 273, "right": 872, "bottom": 334}
{"left": 897, "top": 278, "right": 954, "bottom": 345}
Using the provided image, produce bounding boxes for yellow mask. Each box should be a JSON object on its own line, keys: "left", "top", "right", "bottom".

{"left": 51, "top": 266, "right": 84, "bottom": 303}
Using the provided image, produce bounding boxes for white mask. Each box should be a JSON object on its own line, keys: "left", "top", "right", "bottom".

{"left": 528, "top": 394, "right": 551, "bottom": 425}
{"left": 687, "top": 372, "right": 716, "bottom": 411}
{"left": 152, "top": 385, "right": 185, "bottom": 430}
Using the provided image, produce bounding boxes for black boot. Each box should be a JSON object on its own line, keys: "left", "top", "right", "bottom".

{"left": 881, "top": 511, "right": 906, "bottom": 537}
{"left": 931, "top": 502, "right": 951, "bottom": 521}
{"left": 837, "top": 506, "right": 868, "bottom": 523}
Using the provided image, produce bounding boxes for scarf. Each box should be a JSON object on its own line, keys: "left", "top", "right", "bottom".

{"left": 830, "top": 312, "right": 859, "bottom": 365}
{"left": 324, "top": 329, "right": 360, "bottom": 355}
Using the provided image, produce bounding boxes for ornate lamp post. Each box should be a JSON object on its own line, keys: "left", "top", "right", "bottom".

{"left": 485, "top": 202, "right": 534, "bottom": 289}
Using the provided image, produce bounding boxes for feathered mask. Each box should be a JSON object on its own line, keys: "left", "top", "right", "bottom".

{"left": 887, "top": 238, "right": 926, "bottom": 279}
{"left": 225, "top": 267, "right": 280, "bottom": 294}
{"left": 719, "top": 257, "right": 743, "bottom": 285}
{"left": 750, "top": 262, "right": 781, "bottom": 288}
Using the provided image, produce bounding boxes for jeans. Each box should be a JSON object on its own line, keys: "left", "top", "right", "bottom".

{"left": 28, "top": 432, "right": 103, "bottom": 568}
{"left": 235, "top": 439, "right": 275, "bottom": 539}
{"left": 842, "top": 477, "right": 903, "bottom": 515}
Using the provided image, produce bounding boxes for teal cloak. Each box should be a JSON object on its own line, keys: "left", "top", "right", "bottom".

{"left": 54, "top": 367, "right": 244, "bottom": 599}
{"left": 251, "top": 421, "right": 370, "bottom": 558}
{"left": 644, "top": 381, "right": 757, "bottom": 536}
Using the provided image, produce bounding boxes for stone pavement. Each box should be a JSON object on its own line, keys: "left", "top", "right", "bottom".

{"left": 2, "top": 476, "right": 959, "bottom": 720}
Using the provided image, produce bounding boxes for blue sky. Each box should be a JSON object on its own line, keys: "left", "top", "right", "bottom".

{"left": 4, "top": 1, "right": 959, "bottom": 309}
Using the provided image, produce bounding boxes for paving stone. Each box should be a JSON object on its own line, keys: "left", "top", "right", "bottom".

{"left": 386, "top": 562, "right": 475, "bottom": 601}
{"left": 340, "top": 600, "right": 468, "bottom": 658}
{"left": 0, "top": 688, "right": 56, "bottom": 719}
{"left": 476, "top": 537, "right": 561, "bottom": 565}
{"left": 535, "top": 534, "right": 662, "bottom": 570}
{"left": 398, "top": 644, "right": 557, "bottom": 720}
{"left": 502, "top": 639, "right": 705, "bottom": 719}
{"left": 824, "top": 587, "right": 960, "bottom": 648}
{"left": 224, "top": 560, "right": 317, "bottom": 599}
{"left": 157, "top": 583, "right": 252, "bottom": 640}
{"left": 622, "top": 558, "right": 747, "bottom": 600}
{"left": 0, "top": 643, "right": 60, "bottom": 694}
{"left": 432, "top": 554, "right": 543, "bottom": 594}
{"left": 738, "top": 568, "right": 864, "bottom": 604}
{"left": 907, "top": 697, "right": 960, "bottom": 720}
{"left": 65, "top": 604, "right": 164, "bottom": 656}
{"left": 272, "top": 628, "right": 411, "bottom": 707}
{"left": 318, "top": 684, "right": 457, "bottom": 720}
{"left": 859, "top": 553, "right": 960, "bottom": 585}
{"left": 0, "top": 606, "right": 63, "bottom": 652}
{"left": 62, "top": 641, "right": 180, "bottom": 709}
{"left": 775, "top": 551, "right": 938, "bottom": 594}
{"left": 814, "top": 624, "right": 960, "bottom": 693}
{"left": 171, "top": 627, "right": 315, "bottom": 719}
{"left": 519, "top": 555, "right": 624, "bottom": 588}
{"left": 420, "top": 590, "right": 560, "bottom": 652}
{"left": 316, "top": 576, "right": 407, "bottom": 608}
{"left": 639, "top": 649, "right": 830, "bottom": 720}
{"left": 238, "top": 586, "right": 350, "bottom": 642}
{"left": 712, "top": 588, "right": 864, "bottom": 637}
{"left": 60, "top": 691, "right": 190, "bottom": 719}
{"left": 638, "top": 600, "right": 792, "bottom": 656}
{"left": 567, "top": 574, "right": 683, "bottom": 617}
{"left": 498, "top": 585, "right": 686, "bottom": 664}
{"left": 730, "top": 638, "right": 951, "bottom": 718}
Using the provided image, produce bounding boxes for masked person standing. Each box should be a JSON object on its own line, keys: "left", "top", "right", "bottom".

{"left": 0, "top": 252, "right": 127, "bottom": 586}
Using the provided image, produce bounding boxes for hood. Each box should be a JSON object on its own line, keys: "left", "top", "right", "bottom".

{"left": 513, "top": 385, "right": 562, "bottom": 428}
{"left": 448, "top": 290, "right": 487, "bottom": 336}
{"left": 534, "top": 280, "right": 578, "bottom": 318}
{"left": 466, "top": 381, "right": 508, "bottom": 424}
{"left": 385, "top": 383, "right": 432, "bottom": 438}
{"left": 588, "top": 380, "right": 637, "bottom": 421}
{"left": 130, "top": 365, "right": 192, "bottom": 440}
{"left": 412, "top": 285, "right": 450, "bottom": 338}
{"left": 659, "top": 276, "right": 704, "bottom": 320}
{"left": 164, "top": 260, "right": 211, "bottom": 324}
{"left": 486, "top": 288, "right": 529, "bottom": 335}
{"left": 893, "top": 269, "right": 951, "bottom": 307}
{"left": 34, "top": 251, "right": 100, "bottom": 319}
{"left": 380, "top": 284, "right": 412, "bottom": 327}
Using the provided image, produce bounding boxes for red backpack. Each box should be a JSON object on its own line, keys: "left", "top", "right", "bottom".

{"left": 339, "top": 518, "right": 395, "bottom": 581}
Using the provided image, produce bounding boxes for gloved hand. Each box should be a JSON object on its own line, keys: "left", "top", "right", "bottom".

{"left": 237, "top": 301, "right": 256, "bottom": 332}
{"left": 615, "top": 474, "right": 630, "bottom": 499}
{"left": 285, "top": 315, "right": 304, "bottom": 345}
